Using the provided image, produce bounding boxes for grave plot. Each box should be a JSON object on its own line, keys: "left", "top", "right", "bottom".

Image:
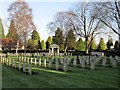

{"left": 1, "top": 53, "right": 119, "bottom": 75}
{"left": 1, "top": 55, "right": 32, "bottom": 75}
{"left": 38, "top": 56, "right": 68, "bottom": 72}
{"left": 77, "top": 55, "right": 119, "bottom": 70}
{"left": 115, "top": 56, "right": 120, "bottom": 64}
{"left": 17, "top": 55, "right": 70, "bottom": 72}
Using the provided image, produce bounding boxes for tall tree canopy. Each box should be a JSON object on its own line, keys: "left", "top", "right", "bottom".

{"left": 68, "top": 2, "right": 103, "bottom": 53}
{"left": 46, "top": 36, "right": 53, "bottom": 50}
{"left": 32, "top": 30, "right": 40, "bottom": 41}
{"left": 27, "top": 30, "right": 40, "bottom": 49}
{"left": 98, "top": 38, "right": 107, "bottom": 51}
{"left": 106, "top": 37, "right": 113, "bottom": 50}
{"left": 6, "top": 19, "right": 18, "bottom": 42}
{"left": 66, "top": 29, "right": 76, "bottom": 50}
{"left": 53, "top": 27, "right": 64, "bottom": 50}
{"left": 90, "top": 40, "right": 97, "bottom": 51}
{"left": 114, "top": 40, "right": 120, "bottom": 50}
{"left": 48, "top": 2, "right": 103, "bottom": 53}
{"left": 48, "top": 11, "right": 74, "bottom": 51}
{"left": 8, "top": 0, "right": 36, "bottom": 49}
{"left": 0, "top": 18, "right": 5, "bottom": 38}
{"left": 76, "top": 38, "right": 86, "bottom": 51}
{"left": 41, "top": 40, "right": 46, "bottom": 50}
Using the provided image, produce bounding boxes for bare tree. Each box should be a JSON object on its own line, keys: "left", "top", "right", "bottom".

{"left": 8, "top": 0, "right": 36, "bottom": 50}
{"left": 68, "top": 2, "right": 102, "bottom": 53}
{"left": 95, "top": 1, "right": 120, "bottom": 42}
{"left": 47, "top": 11, "right": 74, "bottom": 52}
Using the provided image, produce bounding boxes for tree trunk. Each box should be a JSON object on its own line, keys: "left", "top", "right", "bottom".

{"left": 85, "top": 37, "right": 89, "bottom": 54}
{"left": 64, "top": 46, "right": 67, "bottom": 56}
{"left": 86, "top": 48, "right": 89, "bottom": 54}
{"left": 119, "top": 35, "right": 120, "bottom": 43}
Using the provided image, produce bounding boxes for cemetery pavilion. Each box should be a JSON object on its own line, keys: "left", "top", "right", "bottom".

{"left": 49, "top": 44, "right": 59, "bottom": 56}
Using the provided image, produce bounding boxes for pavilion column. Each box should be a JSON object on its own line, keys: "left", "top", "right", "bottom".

{"left": 57, "top": 48, "right": 59, "bottom": 55}
{"left": 52, "top": 48, "right": 54, "bottom": 55}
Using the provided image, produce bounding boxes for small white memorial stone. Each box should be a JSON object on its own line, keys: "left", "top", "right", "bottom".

{"left": 102, "top": 56, "right": 106, "bottom": 67}
{"left": 28, "top": 63, "right": 32, "bottom": 75}
{"left": 34, "top": 58, "right": 37, "bottom": 65}
{"left": 63, "top": 57, "right": 67, "bottom": 72}
{"left": 44, "top": 58, "right": 47, "bottom": 67}
{"left": 38, "top": 58, "right": 42, "bottom": 66}
{"left": 55, "top": 58, "right": 59, "bottom": 70}
{"left": 23, "top": 62, "right": 26, "bottom": 72}
{"left": 73, "top": 56, "right": 77, "bottom": 67}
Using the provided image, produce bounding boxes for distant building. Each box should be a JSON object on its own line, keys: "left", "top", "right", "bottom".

{"left": 49, "top": 44, "right": 59, "bottom": 56}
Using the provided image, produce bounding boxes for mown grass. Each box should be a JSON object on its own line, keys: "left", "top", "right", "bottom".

{"left": 2, "top": 63, "right": 119, "bottom": 88}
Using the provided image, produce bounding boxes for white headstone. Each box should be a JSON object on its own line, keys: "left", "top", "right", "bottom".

{"left": 67, "top": 57, "right": 71, "bottom": 66}
{"left": 73, "top": 56, "right": 77, "bottom": 67}
{"left": 44, "top": 58, "right": 47, "bottom": 67}
{"left": 38, "top": 58, "right": 41, "bottom": 66}
{"left": 18, "top": 61, "right": 21, "bottom": 70}
{"left": 109, "top": 56, "right": 116, "bottom": 68}
{"left": 14, "top": 60, "right": 17, "bottom": 68}
{"left": 78, "top": 56, "right": 82, "bottom": 64}
{"left": 23, "top": 62, "right": 26, "bottom": 72}
{"left": 90, "top": 56, "right": 97, "bottom": 70}
{"left": 63, "top": 57, "right": 67, "bottom": 72}
{"left": 27, "top": 57, "right": 29, "bottom": 63}
{"left": 81, "top": 56, "right": 85, "bottom": 68}
{"left": 85, "top": 56, "right": 89, "bottom": 65}
{"left": 115, "top": 56, "right": 120, "bottom": 63}
{"left": 28, "top": 63, "right": 32, "bottom": 75}
{"left": 48, "top": 58, "right": 53, "bottom": 69}
{"left": 55, "top": 58, "right": 59, "bottom": 70}
{"left": 12, "top": 59, "right": 14, "bottom": 67}
{"left": 30, "top": 58, "right": 33, "bottom": 64}
{"left": 102, "top": 56, "right": 106, "bottom": 67}
{"left": 60, "top": 58, "right": 63, "bottom": 64}
{"left": 34, "top": 58, "right": 37, "bottom": 65}
{"left": 8, "top": 58, "right": 11, "bottom": 66}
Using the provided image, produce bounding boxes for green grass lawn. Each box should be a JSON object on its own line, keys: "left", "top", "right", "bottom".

{"left": 2, "top": 63, "right": 119, "bottom": 88}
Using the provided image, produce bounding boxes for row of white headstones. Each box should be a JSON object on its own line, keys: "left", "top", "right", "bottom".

{"left": 0, "top": 55, "right": 32, "bottom": 75}
{"left": 6, "top": 52, "right": 71, "bottom": 57}
{"left": 0, "top": 54, "right": 120, "bottom": 75}
{"left": 0, "top": 55, "right": 69, "bottom": 75}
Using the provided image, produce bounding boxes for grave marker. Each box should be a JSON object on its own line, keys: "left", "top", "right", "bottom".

{"left": 23, "top": 62, "right": 26, "bottom": 72}
{"left": 34, "top": 58, "right": 37, "bottom": 65}
{"left": 73, "top": 56, "right": 77, "bottom": 67}
{"left": 44, "top": 57, "right": 47, "bottom": 67}
{"left": 38, "top": 58, "right": 42, "bottom": 66}
{"left": 55, "top": 58, "right": 59, "bottom": 70}
{"left": 109, "top": 56, "right": 116, "bottom": 68}
{"left": 28, "top": 63, "right": 32, "bottom": 75}
{"left": 63, "top": 57, "right": 67, "bottom": 72}
{"left": 102, "top": 56, "right": 106, "bottom": 67}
